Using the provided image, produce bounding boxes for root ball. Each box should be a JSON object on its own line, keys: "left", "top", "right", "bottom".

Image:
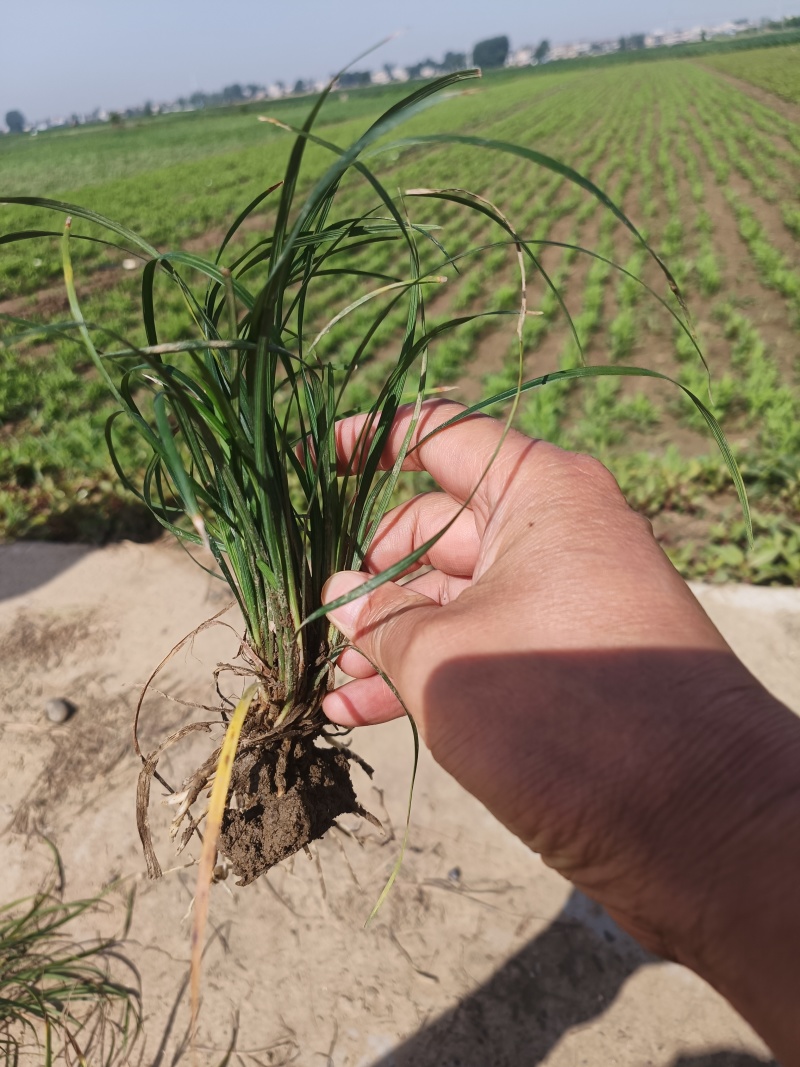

{"left": 218, "top": 736, "right": 358, "bottom": 885}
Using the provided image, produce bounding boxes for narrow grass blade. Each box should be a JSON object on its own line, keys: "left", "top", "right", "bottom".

{"left": 371, "top": 134, "right": 686, "bottom": 311}
{"left": 190, "top": 685, "right": 255, "bottom": 1042}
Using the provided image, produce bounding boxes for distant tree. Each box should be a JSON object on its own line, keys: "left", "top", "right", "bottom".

{"left": 442, "top": 50, "right": 467, "bottom": 71}
{"left": 619, "top": 33, "right": 645, "bottom": 51}
{"left": 190, "top": 91, "right": 206, "bottom": 109}
{"left": 109, "top": 111, "right": 123, "bottom": 127}
{"left": 472, "top": 35, "right": 509, "bottom": 68}
{"left": 5, "top": 110, "right": 25, "bottom": 134}
{"left": 337, "top": 70, "right": 371, "bottom": 88}
{"left": 534, "top": 39, "right": 550, "bottom": 62}
{"left": 143, "top": 100, "right": 153, "bottom": 117}
{"left": 406, "top": 57, "right": 438, "bottom": 79}
{"left": 293, "top": 78, "right": 306, "bottom": 94}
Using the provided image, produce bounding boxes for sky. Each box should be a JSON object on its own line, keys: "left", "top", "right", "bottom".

{"left": 0, "top": 0, "right": 791, "bottom": 122}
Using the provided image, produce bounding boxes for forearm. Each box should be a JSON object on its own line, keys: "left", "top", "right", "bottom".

{"left": 667, "top": 685, "right": 800, "bottom": 1066}
{"left": 426, "top": 651, "right": 800, "bottom": 1063}
{"left": 543, "top": 674, "right": 800, "bottom": 1065}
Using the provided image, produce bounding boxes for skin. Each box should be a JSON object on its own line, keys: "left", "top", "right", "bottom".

{"left": 321, "top": 399, "right": 800, "bottom": 1065}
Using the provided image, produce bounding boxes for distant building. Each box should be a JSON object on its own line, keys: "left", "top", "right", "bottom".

{"left": 27, "top": 12, "right": 772, "bottom": 133}
{"left": 508, "top": 46, "right": 535, "bottom": 66}
{"left": 588, "top": 39, "right": 619, "bottom": 54}
{"left": 549, "top": 41, "right": 591, "bottom": 60}
{"left": 709, "top": 19, "right": 753, "bottom": 36}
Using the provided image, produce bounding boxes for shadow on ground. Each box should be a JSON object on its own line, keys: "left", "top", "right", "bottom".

{"left": 17, "top": 496, "right": 162, "bottom": 545}
{"left": 0, "top": 497, "right": 162, "bottom": 601}
{"left": 369, "top": 889, "right": 775, "bottom": 1067}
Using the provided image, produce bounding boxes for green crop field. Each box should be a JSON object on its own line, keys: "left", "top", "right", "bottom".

{"left": 1, "top": 46, "right": 799, "bottom": 582}
{"left": 704, "top": 43, "right": 800, "bottom": 101}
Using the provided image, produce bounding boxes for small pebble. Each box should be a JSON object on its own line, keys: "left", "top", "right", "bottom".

{"left": 447, "top": 866, "right": 461, "bottom": 883}
{"left": 121, "top": 257, "right": 138, "bottom": 271}
{"left": 45, "top": 698, "right": 73, "bottom": 724}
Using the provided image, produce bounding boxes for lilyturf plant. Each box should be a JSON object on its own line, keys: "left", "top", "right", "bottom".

{"left": 0, "top": 846, "right": 139, "bottom": 1067}
{"left": 1, "top": 62, "right": 749, "bottom": 1024}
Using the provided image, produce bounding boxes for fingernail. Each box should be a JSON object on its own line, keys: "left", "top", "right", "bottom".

{"left": 322, "top": 571, "right": 370, "bottom": 635}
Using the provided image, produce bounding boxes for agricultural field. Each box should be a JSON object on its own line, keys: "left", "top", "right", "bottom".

{"left": 1, "top": 46, "right": 799, "bottom": 582}
{"left": 704, "top": 42, "right": 800, "bottom": 102}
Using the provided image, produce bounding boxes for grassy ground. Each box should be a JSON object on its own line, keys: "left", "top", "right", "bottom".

{"left": 1, "top": 49, "right": 798, "bottom": 582}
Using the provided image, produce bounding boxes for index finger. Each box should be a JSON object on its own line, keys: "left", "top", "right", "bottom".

{"left": 335, "top": 398, "right": 550, "bottom": 522}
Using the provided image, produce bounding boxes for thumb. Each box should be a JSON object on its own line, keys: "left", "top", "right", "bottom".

{"left": 322, "top": 570, "right": 436, "bottom": 684}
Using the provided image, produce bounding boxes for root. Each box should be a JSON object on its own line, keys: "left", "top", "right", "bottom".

{"left": 133, "top": 601, "right": 237, "bottom": 761}
{"left": 321, "top": 730, "right": 375, "bottom": 779}
{"left": 134, "top": 616, "right": 374, "bottom": 885}
{"left": 136, "top": 721, "right": 215, "bottom": 879}
{"left": 133, "top": 602, "right": 239, "bottom": 876}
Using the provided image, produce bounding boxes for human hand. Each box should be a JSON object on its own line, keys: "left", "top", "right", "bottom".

{"left": 323, "top": 400, "right": 800, "bottom": 1062}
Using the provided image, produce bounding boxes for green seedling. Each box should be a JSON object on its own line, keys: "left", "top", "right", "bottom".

{"left": 0, "top": 846, "right": 139, "bottom": 1067}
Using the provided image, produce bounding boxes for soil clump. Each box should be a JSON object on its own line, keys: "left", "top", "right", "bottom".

{"left": 219, "top": 737, "right": 360, "bottom": 885}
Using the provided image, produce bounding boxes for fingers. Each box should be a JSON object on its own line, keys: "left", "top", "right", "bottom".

{"left": 362, "top": 492, "right": 479, "bottom": 577}
{"left": 335, "top": 567, "right": 470, "bottom": 678}
{"left": 323, "top": 673, "right": 403, "bottom": 727}
{"left": 404, "top": 568, "right": 472, "bottom": 604}
{"left": 336, "top": 645, "right": 377, "bottom": 679}
{"left": 334, "top": 399, "right": 551, "bottom": 524}
{"left": 322, "top": 570, "right": 437, "bottom": 693}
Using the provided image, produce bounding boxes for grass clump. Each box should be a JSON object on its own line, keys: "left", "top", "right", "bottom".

{"left": 0, "top": 850, "right": 139, "bottom": 1067}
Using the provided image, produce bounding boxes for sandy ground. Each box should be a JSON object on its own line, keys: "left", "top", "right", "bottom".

{"left": 1, "top": 538, "right": 797, "bottom": 1067}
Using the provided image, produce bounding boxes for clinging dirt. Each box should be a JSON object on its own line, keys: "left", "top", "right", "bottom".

{"left": 219, "top": 736, "right": 363, "bottom": 885}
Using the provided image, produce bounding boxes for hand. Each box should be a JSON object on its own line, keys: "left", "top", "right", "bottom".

{"left": 323, "top": 400, "right": 800, "bottom": 1064}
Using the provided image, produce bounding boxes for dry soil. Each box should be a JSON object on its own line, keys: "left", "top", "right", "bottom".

{"left": 1, "top": 538, "right": 796, "bottom": 1066}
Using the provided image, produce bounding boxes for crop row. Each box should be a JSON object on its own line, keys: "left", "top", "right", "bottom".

{"left": 702, "top": 43, "right": 800, "bottom": 103}
{"left": 1, "top": 54, "right": 798, "bottom": 582}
